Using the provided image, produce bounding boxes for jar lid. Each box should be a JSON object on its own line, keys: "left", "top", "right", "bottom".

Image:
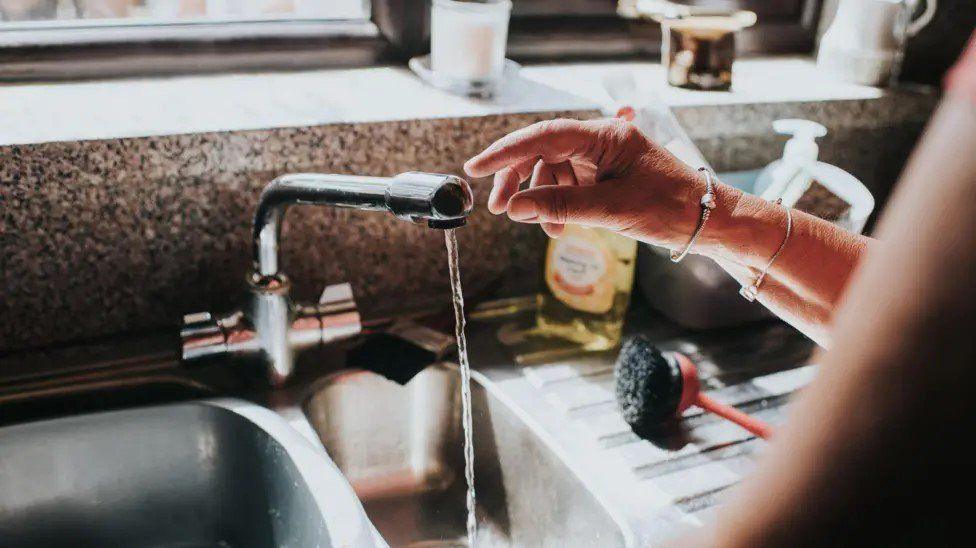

{"left": 630, "top": 1, "right": 756, "bottom": 30}
{"left": 659, "top": 12, "right": 757, "bottom": 32}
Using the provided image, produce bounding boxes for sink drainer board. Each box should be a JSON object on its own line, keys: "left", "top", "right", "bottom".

{"left": 0, "top": 402, "right": 335, "bottom": 548}
{"left": 305, "top": 364, "right": 628, "bottom": 547}
{"left": 523, "top": 360, "right": 818, "bottom": 539}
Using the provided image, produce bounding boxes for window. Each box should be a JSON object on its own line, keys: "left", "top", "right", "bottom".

{"left": 0, "top": 1, "right": 373, "bottom": 48}
{"left": 0, "top": 1, "right": 369, "bottom": 25}
{"left": 0, "top": 0, "right": 379, "bottom": 80}
{"left": 1, "top": 1, "right": 823, "bottom": 81}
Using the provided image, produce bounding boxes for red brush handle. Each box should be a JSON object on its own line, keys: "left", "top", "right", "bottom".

{"left": 695, "top": 393, "right": 773, "bottom": 440}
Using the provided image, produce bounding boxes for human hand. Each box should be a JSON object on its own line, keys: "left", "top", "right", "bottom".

{"left": 463, "top": 118, "right": 739, "bottom": 250}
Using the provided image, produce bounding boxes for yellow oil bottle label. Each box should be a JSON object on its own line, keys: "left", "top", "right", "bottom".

{"left": 545, "top": 230, "right": 616, "bottom": 314}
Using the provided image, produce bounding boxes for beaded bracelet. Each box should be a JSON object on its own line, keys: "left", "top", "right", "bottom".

{"left": 670, "top": 167, "right": 717, "bottom": 263}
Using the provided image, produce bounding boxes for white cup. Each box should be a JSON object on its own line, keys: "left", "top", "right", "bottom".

{"left": 431, "top": 0, "right": 512, "bottom": 84}
{"left": 817, "top": 0, "right": 938, "bottom": 86}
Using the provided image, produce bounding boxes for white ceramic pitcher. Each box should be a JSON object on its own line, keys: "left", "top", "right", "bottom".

{"left": 818, "top": 0, "right": 938, "bottom": 86}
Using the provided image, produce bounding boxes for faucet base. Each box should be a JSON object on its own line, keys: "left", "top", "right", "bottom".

{"left": 181, "top": 281, "right": 361, "bottom": 385}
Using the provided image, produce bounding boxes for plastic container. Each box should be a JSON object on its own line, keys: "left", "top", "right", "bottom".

{"left": 771, "top": 160, "right": 875, "bottom": 234}
{"left": 754, "top": 119, "right": 828, "bottom": 203}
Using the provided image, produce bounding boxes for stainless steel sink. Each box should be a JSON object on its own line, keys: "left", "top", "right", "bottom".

{"left": 0, "top": 399, "right": 380, "bottom": 548}
{"left": 305, "top": 364, "right": 627, "bottom": 547}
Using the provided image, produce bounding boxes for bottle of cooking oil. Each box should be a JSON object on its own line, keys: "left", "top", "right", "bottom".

{"left": 536, "top": 224, "right": 637, "bottom": 350}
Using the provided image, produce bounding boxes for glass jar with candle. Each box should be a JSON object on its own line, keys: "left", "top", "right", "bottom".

{"left": 430, "top": 0, "right": 512, "bottom": 96}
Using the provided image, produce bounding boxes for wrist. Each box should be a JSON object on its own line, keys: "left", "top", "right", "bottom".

{"left": 698, "top": 182, "right": 785, "bottom": 269}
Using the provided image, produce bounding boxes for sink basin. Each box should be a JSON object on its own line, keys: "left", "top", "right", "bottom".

{"left": 305, "top": 364, "right": 627, "bottom": 547}
{"left": 0, "top": 399, "right": 378, "bottom": 548}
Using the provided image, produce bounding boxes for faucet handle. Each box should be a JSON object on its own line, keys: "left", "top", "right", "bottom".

{"left": 181, "top": 311, "right": 225, "bottom": 360}
{"left": 317, "top": 283, "right": 361, "bottom": 345}
{"left": 319, "top": 282, "right": 356, "bottom": 309}
{"left": 293, "top": 282, "right": 362, "bottom": 349}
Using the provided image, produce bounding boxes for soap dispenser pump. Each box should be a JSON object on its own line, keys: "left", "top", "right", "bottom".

{"left": 755, "top": 119, "right": 827, "bottom": 203}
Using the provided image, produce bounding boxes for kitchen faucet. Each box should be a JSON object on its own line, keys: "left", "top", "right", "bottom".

{"left": 180, "top": 172, "right": 474, "bottom": 385}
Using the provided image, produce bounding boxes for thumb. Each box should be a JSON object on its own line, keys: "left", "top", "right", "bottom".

{"left": 506, "top": 185, "right": 611, "bottom": 228}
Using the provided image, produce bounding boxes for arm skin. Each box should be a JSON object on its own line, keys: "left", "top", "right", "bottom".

{"left": 702, "top": 181, "right": 873, "bottom": 347}
{"left": 700, "top": 93, "right": 976, "bottom": 547}
{"left": 464, "top": 118, "right": 870, "bottom": 347}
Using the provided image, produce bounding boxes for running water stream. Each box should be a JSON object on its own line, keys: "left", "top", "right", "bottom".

{"left": 444, "top": 228, "right": 477, "bottom": 547}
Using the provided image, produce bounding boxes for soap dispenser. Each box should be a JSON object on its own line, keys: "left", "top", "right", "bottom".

{"left": 754, "top": 119, "right": 827, "bottom": 204}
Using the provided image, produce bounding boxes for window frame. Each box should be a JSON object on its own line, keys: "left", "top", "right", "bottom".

{"left": 0, "top": 0, "right": 823, "bottom": 82}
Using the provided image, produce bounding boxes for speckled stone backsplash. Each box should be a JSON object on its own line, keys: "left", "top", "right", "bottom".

{"left": 0, "top": 111, "right": 595, "bottom": 353}
{"left": 0, "top": 86, "right": 937, "bottom": 354}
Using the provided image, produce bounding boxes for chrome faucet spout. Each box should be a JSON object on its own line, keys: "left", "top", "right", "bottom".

{"left": 182, "top": 171, "right": 474, "bottom": 386}
{"left": 253, "top": 172, "right": 473, "bottom": 277}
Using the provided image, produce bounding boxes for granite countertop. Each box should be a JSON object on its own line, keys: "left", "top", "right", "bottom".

{"left": 0, "top": 56, "right": 926, "bottom": 147}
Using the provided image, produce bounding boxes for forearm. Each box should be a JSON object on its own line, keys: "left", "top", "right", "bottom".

{"left": 712, "top": 256, "right": 834, "bottom": 346}
{"left": 698, "top": 184, "right": 873, "bottom": 345}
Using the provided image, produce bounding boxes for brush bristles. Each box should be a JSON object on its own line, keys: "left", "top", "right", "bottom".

{"left": 614, "top": 335, "right": 684, "bottom": 437}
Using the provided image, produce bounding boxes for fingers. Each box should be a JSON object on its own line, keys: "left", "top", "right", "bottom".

{"left": 550, "top": 160, "right": 578, "bottom": 187}
{"left": 529, "top": 159, "right": 554, "bottom": 189}
{"left": 506, "top": 184, "right": 609, "bottom": 229}
{"left": 530, "top": 160, "right": 577, "bottom": 238}
{"left": 543, "top": 222, "right": 566, "bottom": 238}
{"left": 464, "top": 119, "right": 601, "bottom": 178}
{"left": 487, "top": 157, "right": 536, "bottom": 214}
{"left": 529, "top": 161, "right": 562, "bottom": 238}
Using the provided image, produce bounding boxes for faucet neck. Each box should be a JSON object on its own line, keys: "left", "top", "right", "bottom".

{"left": 253, "top": 174, "right": 393, "bottom": 277}
{"left": 252, "top": 172, "right": 473, "bottom": 278}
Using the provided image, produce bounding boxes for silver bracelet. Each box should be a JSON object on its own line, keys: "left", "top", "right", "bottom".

{"left": 740, "top": 199, "right": 793, "bottom": 302}
{"left": 670, "top": 167, "right": 717, "bottom": 263}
